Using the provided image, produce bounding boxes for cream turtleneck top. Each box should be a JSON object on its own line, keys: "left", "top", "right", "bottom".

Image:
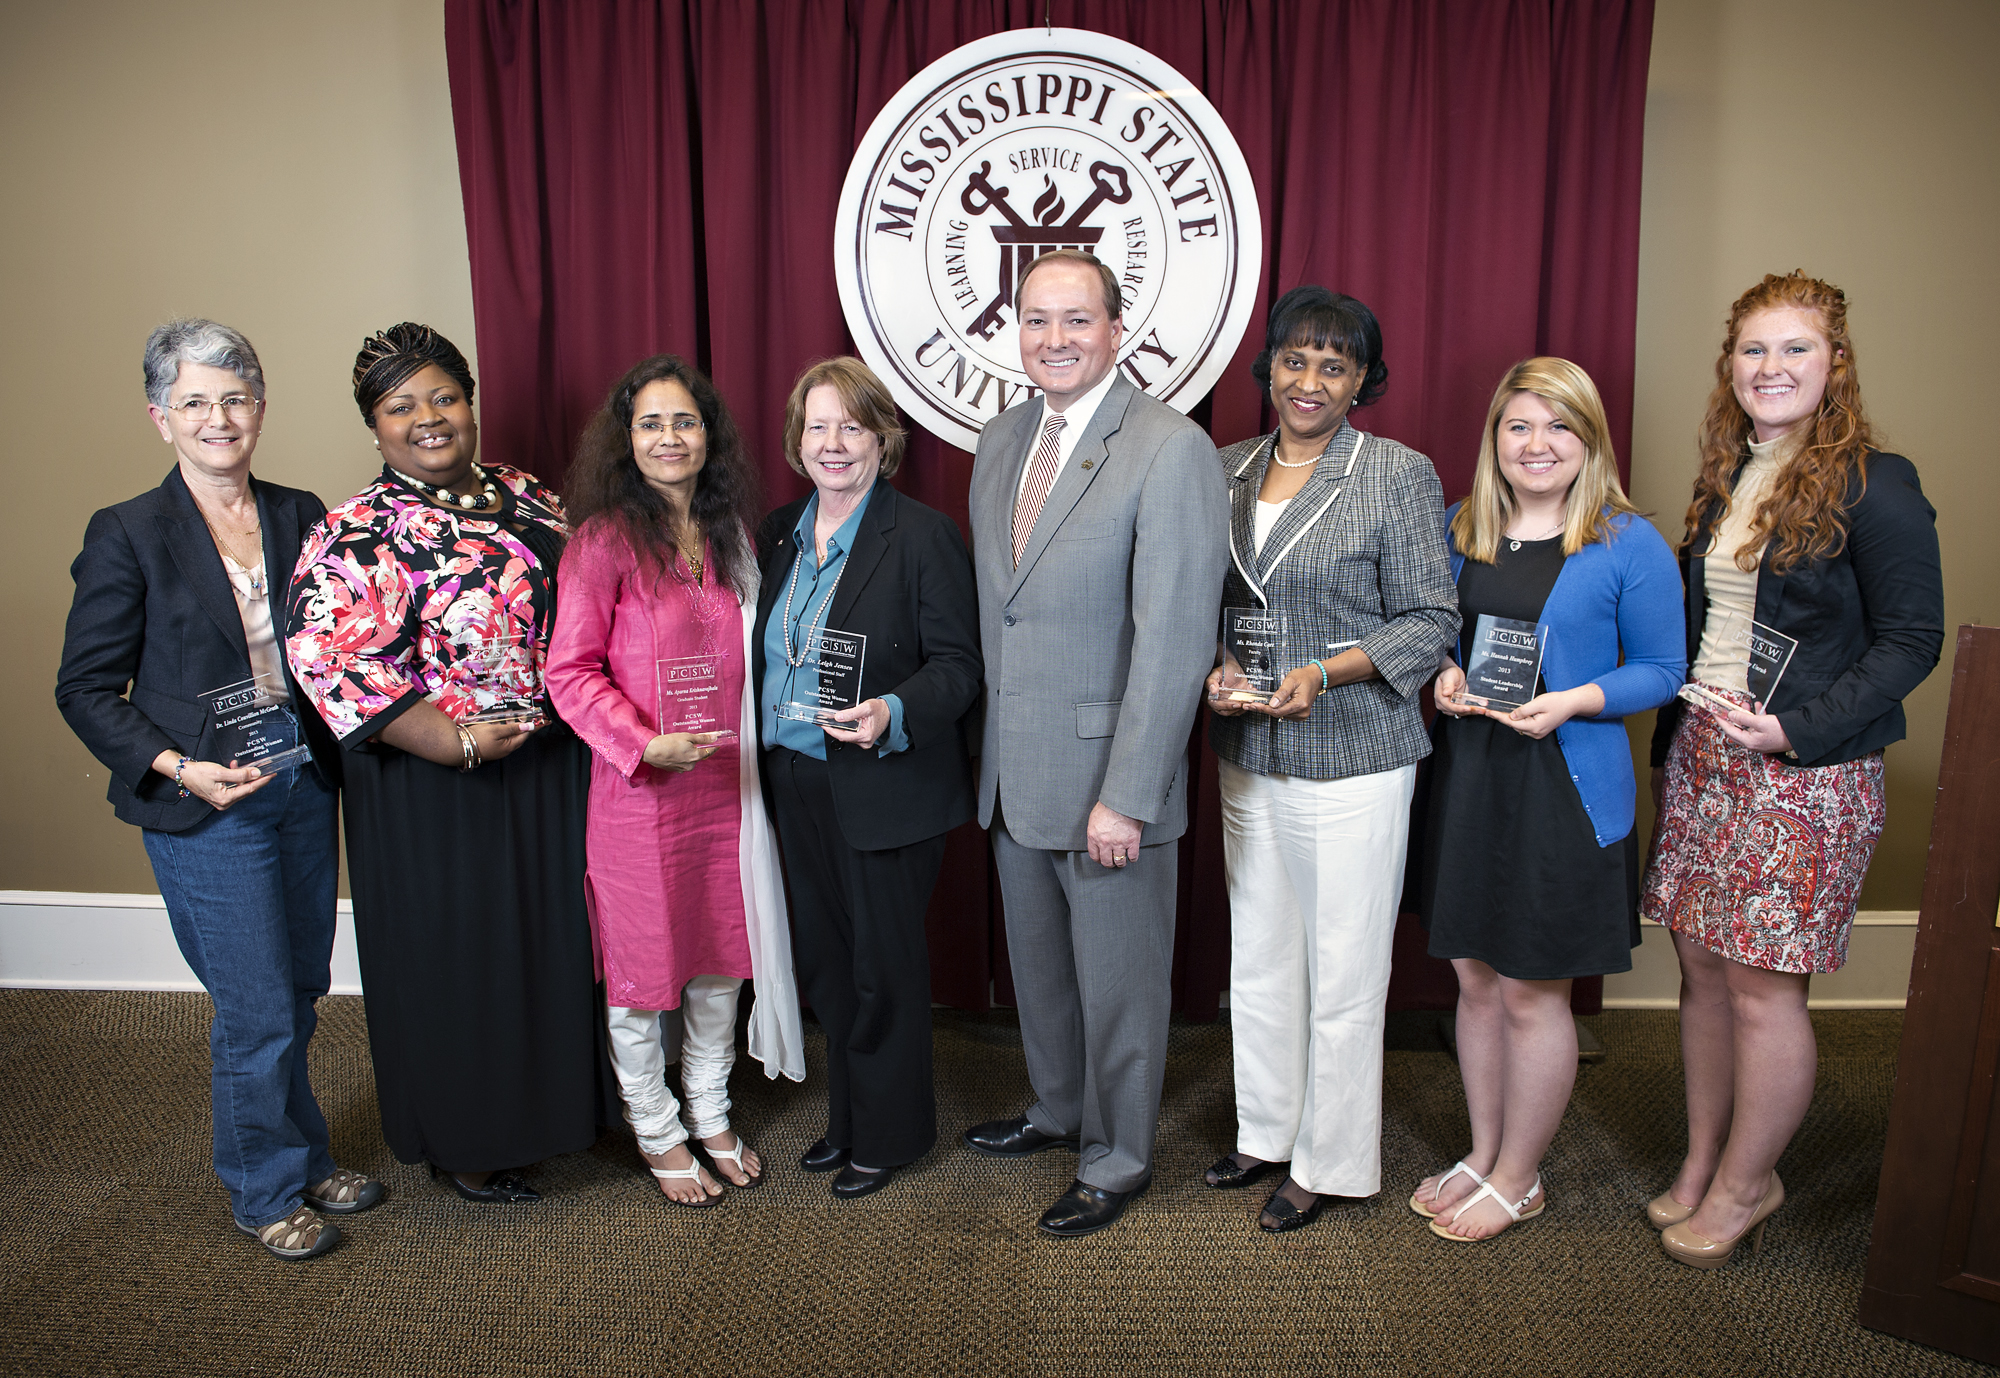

{"left": 1690, "top": 434, "right": 1791, "bottom": 692}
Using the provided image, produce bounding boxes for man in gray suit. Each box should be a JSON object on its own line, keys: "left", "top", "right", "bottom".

{"left": 961, "top": 250, "right": 1230, "bottom": 1236}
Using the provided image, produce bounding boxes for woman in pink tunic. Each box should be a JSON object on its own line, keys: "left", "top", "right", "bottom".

{"left": 546, "top": 356, "right": 802, "bottom": 1207}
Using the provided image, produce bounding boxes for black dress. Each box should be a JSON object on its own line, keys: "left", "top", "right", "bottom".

{"left": 289, "top": 466, "right": 613, "bottom": 1173}
{"left": 1418, "top": 536, "right": 1639, "bottom": 980}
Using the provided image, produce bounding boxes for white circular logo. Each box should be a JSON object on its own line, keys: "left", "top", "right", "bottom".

{"left": 835, "top": 28, "right": 1263, "bottom": 452}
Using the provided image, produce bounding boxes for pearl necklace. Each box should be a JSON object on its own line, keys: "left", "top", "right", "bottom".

{"left": 779, "top": 533, "right": 849, "bottom": 669}
{"left": 1270, "top": 434, "right": 1333, "bottom": 470}
{"left": 402, "top": 461, "right": 499, "bottom": 511}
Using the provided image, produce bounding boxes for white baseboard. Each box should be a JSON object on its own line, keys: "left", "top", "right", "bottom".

{"left": 0, "top": 891, "right": 363, "bottom": 995}
{"left": 0, "top": 891, "right": 1918, "bottom": 1010}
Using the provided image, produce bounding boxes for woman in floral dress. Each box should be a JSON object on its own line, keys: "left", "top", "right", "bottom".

{"left": 285, "top": 323, "right": 607, "bottom": 1202}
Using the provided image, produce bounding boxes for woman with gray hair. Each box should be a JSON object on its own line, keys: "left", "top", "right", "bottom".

{"left": 56, "top": 319, "right": 376, "bottom": 1260}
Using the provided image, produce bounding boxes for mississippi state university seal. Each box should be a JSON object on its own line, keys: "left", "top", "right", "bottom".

{"left": 835, "top": 28, "right": 1262, "bottom": 452}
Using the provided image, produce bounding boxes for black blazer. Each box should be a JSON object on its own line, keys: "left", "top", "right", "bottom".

{"left": 1651, "top": 450, "right": 1943, "bottom": 770}
{"left": 752, "top": 481, "right": 982, "bottom": 852}
{"left": 56, "top": 467, "right": 341, "bottom": 832}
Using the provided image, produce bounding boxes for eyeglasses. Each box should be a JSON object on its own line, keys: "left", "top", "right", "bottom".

{"left": 164, "top": 396, "right": 262, "bottom": 422}
{"left": 632, "top": 418, "right": 705, "bottom": 437}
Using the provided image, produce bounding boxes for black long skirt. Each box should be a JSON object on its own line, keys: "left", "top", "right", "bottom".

{"left": 1418, "top": 712, "right": 1640, "bottom": 981}
{"left": 342, "top": 722, "right": 612, "bottom": 1171}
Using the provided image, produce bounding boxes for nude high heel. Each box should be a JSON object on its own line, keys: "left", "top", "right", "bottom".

{"left": 1660, "top": 1172, "right": 1784, "bottom": 1269}
{"left": 1646, "top": 1190, "right": 1697, "bottom": 1230}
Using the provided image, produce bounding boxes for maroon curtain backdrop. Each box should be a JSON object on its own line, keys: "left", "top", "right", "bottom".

{"left": 444, "top": 0, "right": 1654, "bottom": 1020}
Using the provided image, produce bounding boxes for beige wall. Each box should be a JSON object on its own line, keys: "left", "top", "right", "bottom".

{"left": 0, "top": 1, "right": 476, "bottom": 892}
{"left": 1629, "top": 0, "right": 1999, "bottom": 908}
{"left": 3, "top": 2, "right": 1993, "bottom": 908}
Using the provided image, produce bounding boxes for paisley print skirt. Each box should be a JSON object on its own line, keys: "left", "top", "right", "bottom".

{"left": 1640, "top": 687, "right": 1885, "bottom": 974}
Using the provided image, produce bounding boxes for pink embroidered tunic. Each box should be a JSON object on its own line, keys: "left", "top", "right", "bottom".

{"left": 545, "top": 521, "right": 794, "bottom": 1035}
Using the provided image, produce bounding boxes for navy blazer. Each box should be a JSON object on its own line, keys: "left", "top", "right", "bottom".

{"left": 752, "top": 481, "right": 981, "bottom": 852}
{"left": 56, "top": 467, "right": 340, "bottom": 832}
{"left": 1650, "top": 450, "right": 1943, "bottom": 769}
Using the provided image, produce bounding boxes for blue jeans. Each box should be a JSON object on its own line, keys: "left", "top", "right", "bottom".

{"left": 142, "top": 712, "right": 339, "bottom": 1228}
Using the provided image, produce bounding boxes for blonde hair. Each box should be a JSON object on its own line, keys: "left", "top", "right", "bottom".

{"left": 782, "top": 356, "right": 907, "bottom": 479}
{"left": 1451, "top": 357, "right": 1642, "bottom": 563}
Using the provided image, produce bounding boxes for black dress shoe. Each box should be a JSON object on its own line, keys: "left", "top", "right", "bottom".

{"left": 830, "top": 1163, "right": 897, "bottom": 1200}
{"left": 1258, "top": 1185, "right": 1327, "bottom": 1233}
{"left": 1038, "top": 1176, "right": 1149, "bottom": 1237}
{"left": 1203, "top": 1153, "right": 1290, "bottom": 1190}
{"left": 429, "top": 1163, "right": 540, "bottom": 1204}
{"left": 800, "top": 1137, "right": 850, "bottom": 1173}
{"left": 962, "top": 1115, "right": 1080, "bottom": 1158}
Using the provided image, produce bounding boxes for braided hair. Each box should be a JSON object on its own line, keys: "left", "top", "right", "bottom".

{"left": 352, "top": 323, "right": 476, "bottom": 426}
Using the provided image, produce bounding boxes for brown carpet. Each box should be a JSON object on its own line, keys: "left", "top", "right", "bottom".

{"left": 0, "top": 991, "right": 1990, "bottom": 1377}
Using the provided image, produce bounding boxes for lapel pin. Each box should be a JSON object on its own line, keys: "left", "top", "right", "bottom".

{"left": 1081, "top": 460, "right": 1094, "bottom": 470}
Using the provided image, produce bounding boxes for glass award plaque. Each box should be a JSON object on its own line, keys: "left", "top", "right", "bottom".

{"left": 1679, "top": 611, "right": 1799, "bottom": 720}
{"left": 656, "top": 654, "right": 729, "bottom": 736}
{"left": 775, "top": 627, "right": 868, "bottom": 723}
{"left": 1219, "top": 607, "right": 1287, "bottom": 704}
{"left": 1458, "top": 614, "right": 1549, "bottom": 711}
{"left": 461, "top": 636, "right": 543, "bottom": 724}
{"left": 205, "top": 672, "right": 311, "bottom": 773}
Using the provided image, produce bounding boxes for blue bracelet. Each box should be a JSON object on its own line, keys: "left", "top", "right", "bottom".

{"left": 174, "top": 755, "right": 190, "bottom": 798}
{"left": 1314, "top": 661, "right": 1329, "bottom": 694}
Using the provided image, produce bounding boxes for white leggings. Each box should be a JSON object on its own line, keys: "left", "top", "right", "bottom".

{"left": 606, "top": 975, "right": 741, "bottom": 1154}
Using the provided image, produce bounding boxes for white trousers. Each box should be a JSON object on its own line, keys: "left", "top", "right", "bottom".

{"left": 606, "top": 975, "right": 741, "bottom": 1154}
{"left": 1220, "top": 758, "right": 1416, "bottom": 1196}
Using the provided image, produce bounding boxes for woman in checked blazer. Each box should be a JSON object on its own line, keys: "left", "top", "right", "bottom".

{"left": 1201, "top": 287, "right": 1459, "bottom": 1232}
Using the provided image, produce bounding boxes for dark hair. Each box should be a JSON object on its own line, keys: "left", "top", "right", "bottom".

{"left": 1016, "top": 249, "right": 1123, "bottom": 320}
{"left": 565, "top": 355, "right": 759, "bottom": 599}
{"left": 1250, "top": 286, "right": 1388, "bottom": 408}
{"left": 352, "top": 323, "right": 476, "bottom": 426}
{"left": 782, "top": 357, "right": 908, "bottom": 480}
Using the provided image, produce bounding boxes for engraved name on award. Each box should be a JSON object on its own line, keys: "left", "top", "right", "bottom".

{"left": 775, "top": 628, "right": 868, "bottom": 724}
{"left": 1458, "top": 614, "right": 1549, "bottom": 711}
{"left": 1219, "top": 607, "right": 1287, "bottom": 704}
{"left": 205, "top": 672, "right": 311, "bottom": 773}
{"left": 656, "top": 655, "right": 724, "bottom": 736}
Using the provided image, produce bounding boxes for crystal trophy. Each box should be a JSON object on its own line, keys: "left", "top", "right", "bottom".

{"left": 656, "top": 654, "right": 729, "bottom": 736}
{"left": 461, "top": 636, "right": 543, "bottom": 724}
{"left": 775, "top": 628, "right": 868, "bottom": 723}
{"left": 1458, "top": 614, "right": 1549, "bottom": 711}
{"left": 205, "top": 672, "right": 311, "bottom": 773}
{"left": 1218, "top": 608, "right": 1288, "bottom": 704}
{"left": 1679, "top": 611, "right": 1799, "bottom": 719}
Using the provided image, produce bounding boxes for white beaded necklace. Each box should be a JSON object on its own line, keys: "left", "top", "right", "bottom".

{"left": 779, "top": 534, "right": 849, "bottom": 669}
{"left": 401, "top": 461, "right": 500, "bottom": 511}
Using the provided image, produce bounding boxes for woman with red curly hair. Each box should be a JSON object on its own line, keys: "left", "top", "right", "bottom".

{"left": 1641, "top": 274, "right": 1943, "bottom": 1268}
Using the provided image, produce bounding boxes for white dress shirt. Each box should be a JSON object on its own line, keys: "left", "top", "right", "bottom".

{"left": 1015, "top": 366, "right": 1122, "bottom": 501}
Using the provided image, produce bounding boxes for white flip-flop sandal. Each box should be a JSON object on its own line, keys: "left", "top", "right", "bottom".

{"left": 1429, "top": 1175, "right": 1545, "bottom": 1241}
{"left": 648, "top": 1153, "right": 722, "bottom": 1208}
{"left": 702, "top": 1133, "right": 763, "bottom": 1189}
{"left": 1409, "top": 1160, "right": 1486, "bottom": 1219}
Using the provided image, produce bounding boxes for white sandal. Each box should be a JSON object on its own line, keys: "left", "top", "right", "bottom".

{"left": 1409, "top": 1160, "right": 1485, "bottom": 1219}
{"left": 647, "top": 1151, "right": 722, "bottom": 1208}
{"left": 1429, "top": 1175, "right": 1545, "bottom": 1241}
{"left": 702, "top": 1133, "right": 763, "bottom": 1189}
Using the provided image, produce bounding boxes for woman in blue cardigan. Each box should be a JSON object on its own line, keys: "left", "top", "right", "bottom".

{"left": 1410, "top": 357, "right": 1684, "bottom": 1241}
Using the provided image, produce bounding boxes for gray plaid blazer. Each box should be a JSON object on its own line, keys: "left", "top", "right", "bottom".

{"left": 1208, "top": 421, "right": 1459, "bottom": 781}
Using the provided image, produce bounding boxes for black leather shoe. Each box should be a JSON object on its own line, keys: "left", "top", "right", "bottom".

{"left": 1204, "top": 1153, "right": 1290, "bottom": 1190}
{"left": 1038, "top": 1176, "right": 1150, "bottom": 1237}
{"left": 800, "top": 1137, "right": 849, "bottom": 1173}
{"left": 830, "top": 1163, "right": 897, "bottom": 1200}
{"left": 962, "top": 1116, "right": 1079, "bottom": 1158}
{"left": 430, "top": 1162, "right": 541, "bottom": 1204}
{"left": 1258, "top": 1184, "right": 1327, "bottom": 1233}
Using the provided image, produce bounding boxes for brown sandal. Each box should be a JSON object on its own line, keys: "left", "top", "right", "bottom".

{"left": 304, "top": 1168, "right": 384, "bottom": 1214}
{"left": 237, "top": 1205, "right": 341, "bottom": 1260}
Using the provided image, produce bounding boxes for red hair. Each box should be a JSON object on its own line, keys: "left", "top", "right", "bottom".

{"left": 1681, "top": 272, "right": 1875, "bottom": 573}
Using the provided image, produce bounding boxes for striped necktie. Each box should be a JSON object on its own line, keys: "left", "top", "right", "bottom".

{"left": 1011, "top": 411, "right": 1067, "bottom": 567}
